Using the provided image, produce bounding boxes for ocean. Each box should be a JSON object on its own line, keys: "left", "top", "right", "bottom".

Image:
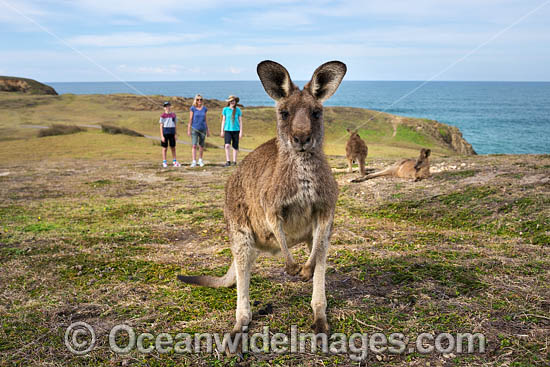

{"left": 48, "top": 81, "right": 550, "bottom": 155}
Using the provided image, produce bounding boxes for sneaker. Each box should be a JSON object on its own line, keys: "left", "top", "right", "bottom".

{"left": 162, "top": 161, "right": 168, "bottom": 168}
{"left": 190, "top": 160, "right": 197, "bottom": 168}
{"left": 173, "top": 161, "right": 181, "bottom": 167}
{"left": 198, "top": 159, "right": 204, "bottom": 167}
{"left": 224, "top": 161, "right": 231, "bottom": 167}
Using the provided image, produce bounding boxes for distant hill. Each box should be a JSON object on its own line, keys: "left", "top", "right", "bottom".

{"left": 0, "top": 76, "right": 57, "bottom": 95}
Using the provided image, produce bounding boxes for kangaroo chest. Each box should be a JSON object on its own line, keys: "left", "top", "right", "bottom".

{"left": 283, "top": 159, "right": 321, "bottom": 207}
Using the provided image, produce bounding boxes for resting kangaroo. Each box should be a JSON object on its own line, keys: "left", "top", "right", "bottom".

{"left": 178, "top": 60, "right": 346, "bottom": 337}
{"left": 345, "top": 128, "right": 368, "bottom": 176}
{"left": 352, "top": 148, "right": 431, "bottom": 182}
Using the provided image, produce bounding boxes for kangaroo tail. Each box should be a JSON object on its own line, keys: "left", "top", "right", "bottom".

{"left": 365, "top": 168, "right": 393, "bottom": 179}
{"left": 351, "top": 167, "right": 393, "bottom": 183}
{"left": 177, "top": 260, "right": 236, "bottom": 288}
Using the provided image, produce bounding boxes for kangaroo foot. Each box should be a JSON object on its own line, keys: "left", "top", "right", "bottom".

{"left": 299, "top": 264, "right": 314, "bottom": 282}
{"left": 285, "top": 261, "right": 301, "bottom": 276}
{"left": 312, "top": 316, "right": 329, "bottom": 336}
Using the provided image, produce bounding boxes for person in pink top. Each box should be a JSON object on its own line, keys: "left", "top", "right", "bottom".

{"left": 159, "top": 101, "right": 181, "bottom": 167}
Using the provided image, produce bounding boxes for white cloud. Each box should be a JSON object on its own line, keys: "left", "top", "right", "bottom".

{"left": 118, "top": 65, "right": 182, "bottom": 74}
{"left": 0, "top": 0, "right": 49, "bottom": 27}
{"left": 68, "top": 32, "right": 204, "bottom": 47}
{"left": 227, "top": 10, "right": 313, "bottom": 29}
{"left": 228, "top": 66, "right": 244, "bottom": 74}
{"left": 69, "top": 0, "right": 306, "bottom": 23}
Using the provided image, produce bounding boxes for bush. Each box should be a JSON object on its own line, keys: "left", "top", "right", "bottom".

{"left": 38, "top": 124, "right": 84, "bottom": 137}
{"left": 101, "top": 124, "right": 143, "bottom": 137}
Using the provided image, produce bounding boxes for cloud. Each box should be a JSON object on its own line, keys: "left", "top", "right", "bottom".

{"left": 68, "top": 0, "right": 306, "bottom": 23}
{"left": 0, "top": 0, "right": 49, "bottom": 27}
{"left": 68, "top": 32, "right": 204, "bottom": 47}
{"left": 118, "top": 64, "right": 183, "bottom": 74}
{"left": 226, "top": 10, "right": 313, "bottom": 29}
{"left": 228, "top": 66, "right": 244, "bottom": 74}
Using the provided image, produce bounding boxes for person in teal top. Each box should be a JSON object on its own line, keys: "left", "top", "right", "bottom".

{"left": 220, "top": 95, "right": 243, "bottom": 166}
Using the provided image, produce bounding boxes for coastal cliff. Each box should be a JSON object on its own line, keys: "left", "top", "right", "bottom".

{"left": 0, "top": 76, "right": 58, "bottom": 95}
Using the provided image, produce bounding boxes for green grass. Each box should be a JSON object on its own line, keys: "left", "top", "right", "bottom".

{"left": 394, "top": 125, "right": 434, "bottom": 147}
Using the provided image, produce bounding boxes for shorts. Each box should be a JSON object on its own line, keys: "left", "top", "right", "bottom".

{"left": 191, "top": 129, "right": 206, "bottom": 147}
{"left": 224, "top": 130, "right": 239, "bottom": 150}
{"left": 161, "top": 134, "right": 176, "bottom": 148}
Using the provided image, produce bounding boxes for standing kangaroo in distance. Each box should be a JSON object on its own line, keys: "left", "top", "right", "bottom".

{"left": 345, "top": 128, "right": 368, "bottom": 176}
{"left": 178, "top": 61, "right": 346, "bottom": 337}
{"left": 352, "top": 148, "right": 431, "bottom": 182}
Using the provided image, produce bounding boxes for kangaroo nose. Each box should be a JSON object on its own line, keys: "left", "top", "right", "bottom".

{"left": 292, "top": 134, "right": 312, "bottom": 146}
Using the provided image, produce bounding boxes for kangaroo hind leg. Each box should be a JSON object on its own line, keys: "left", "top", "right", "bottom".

{"left": 230, "top": 228, "right": 259, "bottom": 335}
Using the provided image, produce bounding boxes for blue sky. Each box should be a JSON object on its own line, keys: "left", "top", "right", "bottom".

{"left": 1, "top": 0, "right": 549, "bottom": 82}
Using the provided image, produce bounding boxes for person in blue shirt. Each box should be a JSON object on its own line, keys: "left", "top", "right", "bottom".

{"left": 220, "top": 95, "right": 243, "bottom": 167}
{"left": 187, "top": 94, "right": 209, "bottom": 167}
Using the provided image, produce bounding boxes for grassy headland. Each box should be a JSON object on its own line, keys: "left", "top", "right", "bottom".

{"left": 0, "top": 92, "right": 474, "bottom": 162}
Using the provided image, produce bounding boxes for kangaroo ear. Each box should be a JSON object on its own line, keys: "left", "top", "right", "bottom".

{"left": 346, "top": 128, "right": 351, "bottom": 133}
{"left": 257, "top": 60, "right": 295, "bottom": 101}
{"left": 425, "top": 149, "right": 431, "bottom": 157}
{"left": 305, "top": 61, "right": 347, "bottom": 102}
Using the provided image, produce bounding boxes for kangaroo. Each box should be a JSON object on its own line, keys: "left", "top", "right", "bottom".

{"left": 178, "top": 60, "right": 346, "bottom": 338}
{"left": 345, "top": 128, "right": 368, "bottom": 176}
{"left": 352, "top": 148, "right": 431, "bottom": 182}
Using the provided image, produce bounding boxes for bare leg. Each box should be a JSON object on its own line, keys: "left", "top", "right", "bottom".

{"left": 162, "top": 147, "right": 167, "bottom": 161}
{"left": 192, "top": 145, "right": 197, "bottom": 161}
{"left": 225, "top": 144, "right": 231, "bottom": 162}
{"left": 170, "top": 146, "right": 177, "bottom": 161}
{"left": 198, "top": 146, "right": 204, "bottom": 159}
{"left": 232, "top": 148, "right": 238, "bottom": 163}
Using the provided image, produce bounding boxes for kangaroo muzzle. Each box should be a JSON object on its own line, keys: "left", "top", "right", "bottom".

{"left": 290, "top": 109, "right": 314, "bottom": 152}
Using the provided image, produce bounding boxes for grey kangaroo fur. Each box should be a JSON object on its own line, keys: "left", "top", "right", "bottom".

{"left": 352, "top": 148, "right": 431, "bottom": 183}
{"left": 345, "top": 128, "right": 368, "bottom": 176}
{"left": 178, "top": 60, "right": 347, "bottom": 336}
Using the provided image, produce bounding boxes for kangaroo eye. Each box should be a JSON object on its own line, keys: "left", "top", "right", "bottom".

{"left": 280, "top": 110, "right": 290, "bottom": 120}
{"left": 312, "top": 109, "right": 322, "bottom": 119}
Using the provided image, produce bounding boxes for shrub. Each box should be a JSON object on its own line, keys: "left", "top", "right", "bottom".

{"left": 101, "top": 124, "right": 143, "bottom": 137}
{"left": 38, "top": 124, "right": 84, "bottom": 137}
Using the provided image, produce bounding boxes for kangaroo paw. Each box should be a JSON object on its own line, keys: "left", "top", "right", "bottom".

{"left": 285, "top": 262, "right": 301, "bottom": 276}
{"left": 299, "top": 264, "right": 314, "bottom": 282}
{"left": 312, "top": 317, "right": 329, "bottom": 336}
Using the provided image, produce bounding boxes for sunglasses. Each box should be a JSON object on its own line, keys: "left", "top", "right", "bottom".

{"left": 196, "top": 98, "right": 203, "bottom": 101}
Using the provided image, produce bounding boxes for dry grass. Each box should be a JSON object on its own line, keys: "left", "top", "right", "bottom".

{"left": 0, "top": 146, "right": 548, "bottom": 366}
